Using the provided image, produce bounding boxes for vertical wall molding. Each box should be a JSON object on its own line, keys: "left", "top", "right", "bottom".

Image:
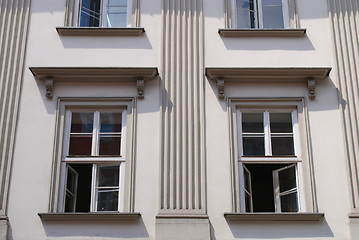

{"left": 0, "top": 0, "right": 31, "bottom": 238}
{"left": 328, "top": 0, "right": 359, "bottom": 211}
{"left": 159, "top": 0, "right": 205, "bottom": 215}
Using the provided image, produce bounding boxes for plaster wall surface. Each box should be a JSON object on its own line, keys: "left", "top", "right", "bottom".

{"left": 4, "top": 0, "right": 355, "bottom": 239}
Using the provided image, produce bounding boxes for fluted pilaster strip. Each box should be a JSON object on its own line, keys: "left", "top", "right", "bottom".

{"left": 329, "top": 0, "right": 359, "bottom": 209}
{"left": 0, "top": 0, "right": 30, "bottom": 214}
{"left": 160, "top": 0, "right": 205, "bottom": 213}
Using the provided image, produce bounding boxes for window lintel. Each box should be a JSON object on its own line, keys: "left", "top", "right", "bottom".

{"left": 205, "top": 67, "right": 331, "bottom": 100}
{"left": 29, "top": 67, "right": 158, "bottom": 99}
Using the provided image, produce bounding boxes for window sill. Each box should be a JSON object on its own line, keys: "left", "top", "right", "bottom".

{"left": 56, "top": 27, "right": 145, "bottom": 36}
{"left": 38, "top": 212, "right": 141, "bottom": 221}
{"left": 224, "top": 213, "right": 324, "bottom": 222}
{"left": 218, "top": 28, "right": 306, "bottom": 37}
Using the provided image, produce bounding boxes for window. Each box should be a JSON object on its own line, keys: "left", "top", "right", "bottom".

{"left": 232, "top": 0, "right": 297, "bottom": 29}
{"left": 232, "top": 100, "right": 315, "bottom": 214}
{"left": 235, "top": 0, "right": 289, "bottom": 28}
{"left": 59, "top": 110, "right": 126, "bottom": 213}
{"left": 78, "top": 0, "right": 131, "bottom": 27}
{"left": 47, "top": 99, "right": 136, "bottom": 214}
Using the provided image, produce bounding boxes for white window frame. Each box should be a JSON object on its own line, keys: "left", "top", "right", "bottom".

{"left": 68, "top": 0, "right": 138, "bottom": 28}
{"left": 47, "top": 98, "right": 136, "bottom": 214}
{"left": 228, "top": 99, "right": 315, "bottom": 214}
{"left": 230, "top": 0, "right": 291, "bottom": 29}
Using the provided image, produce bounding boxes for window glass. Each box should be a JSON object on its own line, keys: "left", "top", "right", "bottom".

{"left": 262, "top": 3, "right": 284, "bottom": 28}
{"left": 271, "top": 136, "right": 294, "bottom": 155}
{"left": 98, "top": 166, "right": 120, "bottom": 187}
{"left": 242, "top": 113, "right": 263, "bottom": 133}
{"left": 243, "top": 137, "right": 265, "bottom": 155}
{"left": 269, "top": 113, "right": 292, "bottom": 133}
{"left": 236, "top": 0, "right": 256, "bottom": 28}
{"left": 80, "top": 0, "right": 101, "bottom": 27}
{"left": 100, "top": 112, "right": 122, "bottom": 132}
{"left": 97, "top": 190, "right": 119, "bottom": 211}
{"left": 106, "top": 0, "right": 127, "bottom": 27}
{"left": 71, "top": 112, "right": 94, "bottom": 133}
{"left": 278, "top": 165, "right": 296, "bottom": 192}
{"left": 280, "top": 193, "right": 298, "bottom": 212}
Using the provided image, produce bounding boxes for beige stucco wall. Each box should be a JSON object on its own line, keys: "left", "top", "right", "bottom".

{"left": 4, "top": 0, "right": 355, "bottom": 239}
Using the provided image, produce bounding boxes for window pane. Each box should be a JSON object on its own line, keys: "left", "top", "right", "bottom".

{"left": 236, "top": 0, "right": 256, "bottom": 28}
{"left": 99, "top": 135, "right": 121, "bottom": 155}
{"left": 262, "top": 0, "right": 282, "bottom": 5}
{"left": 243, "top": 137, "right": 265, "bottom": 155}
{"left": 279, "top": 165, "right": 296, "bottom": 192}
{"left": 71, "top": 112, "right": 94, "bottom": 133}
{"left": 280, "top": 192, "right": 298, "bottom": 212}
{"left": 106, "top": 6, "right": 127, "bottom": 27}
{"left": 69, "top": 135, "right": 92, "bottom": 155}
{"left": 65, "top": 194, "right": 76, "bottom": 212}
{"left": 97, "top": 190, "right": 119, "bottom": 211}
{"left": 98, "top": 166, "right": 120, "bottom": 187}
{"left": 262, "top": 5, "right": 284, "bottom": 28}
{"left": 80, "top": 0, "right": 101, "bottom": 27}
{"left": 270, "top": 113, "right": 292, "bottom": 133}
{"left": 271, "top": 136, "right": 294, "bottom": 155}
{"left": 100, "top": 112, "right": 122, "bottom": 132}
{"left": 66, "top": 168, "right": 77, "bottom": 194}
{"left": 245, "top": 192, "right": 252, "bottom": 212}
{"left": 108, "top": 0, "right": 127, "bottom": 5}
{"left": 242, "top": 113, "right": 264, "bottom": 133}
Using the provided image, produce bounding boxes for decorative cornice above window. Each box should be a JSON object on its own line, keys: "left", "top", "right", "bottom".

{"left": 218, "top": 28, "right": 306, "bottom": 37}
{"left": 29, "top": 67, "right": 159, "bottom": 99}
{"left": 38, "top": 212, "right": 141, "bottom": 221}
{"left": 56, "top": 27, "right": 145, "bottom": 36}
{"left": 224, "top": 213, "right": 324, "bottom": 222}
{"left": 205, "top": 67, "right": 331, "bottom": 100}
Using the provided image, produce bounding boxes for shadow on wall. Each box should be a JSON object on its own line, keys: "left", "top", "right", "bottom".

{"left": 40, "top": 218, "right": 149, "bottom": 238}
{"left": 227, "top": 218, "right": 334, "bottom": 238}
{"left": 58, "top": 32, "right": 153, "bottom": 50}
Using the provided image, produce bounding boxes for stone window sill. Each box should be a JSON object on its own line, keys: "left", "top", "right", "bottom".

{"left": 218, "top": 28, "right": 306, "bottom": 37}
{"left": 38, "top": 212, "right": 141, "bottom": 222}
{"left": 56, "top": 27, "right": 145, "bottom": 36}
{"left": 224, "top": 213, "right": 324, "bottom": 222}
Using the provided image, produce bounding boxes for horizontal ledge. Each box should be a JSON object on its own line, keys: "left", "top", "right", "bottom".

{"left": 349, "top": 213, "right": 359, "bottom": 218}
{"left": 56, "top": 27, "right": 145, "bottom": 36}
{"left": 156, "top": 214, "right": 209, "bottom": 219}
{"left": 218, "top": 28, "right": 306, "bottom": 37}
{"left": 206, "top": 67, "right": 331, "bottom": 82}
{"left": 29, "top": 67, "right": 159, "bottom": 82}
{"left": 0, "top": 215, "right": 8, "bottom": 221}
{"left": 224, "top": 213, "right": 324, "bottom": 222}
{"left": 38, "top": 212, "right": 141, "bottom": 221}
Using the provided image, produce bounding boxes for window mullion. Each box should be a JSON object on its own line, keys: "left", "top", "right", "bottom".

{"left": 101, "top": 0, "right": 106, "bottom": 27}
{"left": 264, "top": 111, "right": 271, "bottom": 156}
{"left": 90, "top": 164, "right": 97, "bottom": 212}
{"left": 255, "top": 0, "right": 262, "bottom": 28}
{"left": 93, "top": 111, "right": 100, "bottom": 156}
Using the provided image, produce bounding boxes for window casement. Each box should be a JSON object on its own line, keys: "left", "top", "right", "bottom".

{"left": 59, "top": 110, "right": 126, "bottom": 213}
{"left": 234, "top": 0, "right": 289, "bottom": 29}
{"left": 237, "top": 109, "right": 300, "bottom": 213}
{"left": 47, "top": 99, "right": 136, "bottom": 215}
{"left": 64, "top": 0, "right": 140, "bottom": 28}
{"left": 228, "top": 99, "right": 319, "bottom": 218}
{"left": 224, "top": 0, "right": 299, "bottom": 30}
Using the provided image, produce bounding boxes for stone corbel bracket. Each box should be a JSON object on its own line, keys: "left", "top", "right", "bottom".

{"left": 29, "top": 67, "right": 159, "bottom": 99}
{"left": 205, "top": 67, "right": 331, "bottom": 100}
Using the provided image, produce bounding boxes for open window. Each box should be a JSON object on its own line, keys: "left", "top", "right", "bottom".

{"left": 59, "top": 110, "right": 127, "bottom": 213}
{"left": 235, "top": 0, "right": 289, "bottom": 29}
{"left": 78, "top": 0, "right": 131, "bottom": 28}
{"left": 226, "top": 99, "right": 320, "bottom": 216}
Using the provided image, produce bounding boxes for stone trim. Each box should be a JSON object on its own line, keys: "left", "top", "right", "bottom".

{"left": 56, "top": 27, "right": 145, "bottom": 36}
{"left": 219, "top": 28, "right": 306, "bottom": 37}
{"left": 38, "top": 212, "right": 141, "bottom": 221}
{"left": 224, "top": 213, "right": 324, "bottom": 221}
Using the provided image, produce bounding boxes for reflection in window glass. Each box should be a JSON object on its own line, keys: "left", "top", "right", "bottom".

{"left": 80, "top": 0, "right": 101, "bottom": 27}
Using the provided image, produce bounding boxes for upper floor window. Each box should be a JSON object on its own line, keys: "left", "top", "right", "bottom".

{"left": 235, "top": 0, "right": 289, "bottom": 28}
{"left": 79, "top": 0, "right": 130, "bottom": 27}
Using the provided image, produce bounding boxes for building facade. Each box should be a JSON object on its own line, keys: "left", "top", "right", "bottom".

{"left": 0, "top": 0, "right": 359, "bottom": 239}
